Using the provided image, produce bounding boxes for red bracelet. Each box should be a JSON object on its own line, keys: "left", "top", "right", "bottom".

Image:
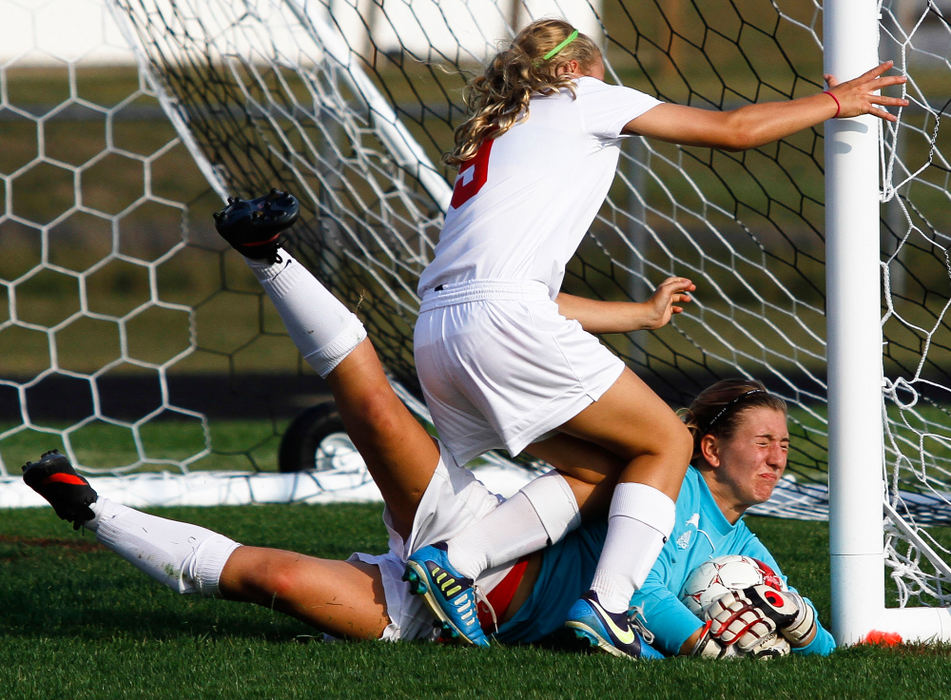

{"left": 823, "top": 90, "right": 841, "bottom": 119}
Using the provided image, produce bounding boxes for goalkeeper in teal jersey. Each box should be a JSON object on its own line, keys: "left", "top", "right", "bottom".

{"left": 628, "top": 379, "right": 834, "bottom": 657}
{"left": 629, "top": 467, "right": 835, "bottom": 657}
{"left": 492, "top": 378, "right": 835, "bottom": 657}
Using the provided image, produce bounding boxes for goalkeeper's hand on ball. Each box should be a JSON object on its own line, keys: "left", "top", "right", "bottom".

{"left": 691, "top": 590, "right": 790, "bottom": 659}
{"left": 741, "top": 584, "right": 817, "bottom": 647}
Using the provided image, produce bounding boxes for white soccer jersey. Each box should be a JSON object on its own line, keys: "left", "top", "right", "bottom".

{"left": 418, "top": 77, "right": 661, "bottom": 298}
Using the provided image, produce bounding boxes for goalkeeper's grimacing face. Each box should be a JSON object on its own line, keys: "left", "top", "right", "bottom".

{"left": 708, "top": 407, "right": 790, "bottom": 510}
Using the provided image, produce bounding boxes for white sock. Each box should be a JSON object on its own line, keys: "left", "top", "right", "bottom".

{"left": 447, "top": 471, "right": 581, "bottom": 579}
{"left": 589, "top": 482, "right": 676, "bottom": 614}
{"left": 87, "top": 498, "right": 241, "bottom": 596}
{"left": 246, "top": 251, "right": 366, "bottom": 377}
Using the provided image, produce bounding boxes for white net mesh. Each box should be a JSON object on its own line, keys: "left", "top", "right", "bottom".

{"left": 0, "top": 0, "right": 343, "bottom": 489}
{"left": 0, "top": 0, "right": 214, "bottom": 476}
{"left": 878, "top": 0, "right": 951, "bottom": 608}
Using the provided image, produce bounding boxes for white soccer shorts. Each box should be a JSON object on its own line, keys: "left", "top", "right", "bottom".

{"left": 349, "top": 443, "right": 506, "bottom": 641}
{"left": 414, "top": 280, "right": 625, "bottom": 464}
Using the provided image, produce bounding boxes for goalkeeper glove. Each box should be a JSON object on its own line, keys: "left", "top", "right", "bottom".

{"left": 742, "top": 584, "right": 817, "bottom": 647}
{"left": 703, "top": 590, "right": 790, "bottom": 658}
{"left": 690, "top": 619, "right": 739, "bottom": 659}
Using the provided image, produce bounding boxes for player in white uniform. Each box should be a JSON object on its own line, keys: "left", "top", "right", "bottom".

{"left": 405, "top": 18, "right": 909, "bottom": 657}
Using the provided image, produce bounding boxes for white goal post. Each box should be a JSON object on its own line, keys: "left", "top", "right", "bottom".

{"left": 826, "top": 0, "right": 951, "bottom": 644}
{"left": 3, "top": 0, "right": 951, "bottom": 646}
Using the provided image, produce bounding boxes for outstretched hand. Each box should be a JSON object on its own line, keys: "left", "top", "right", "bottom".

{"left": 554, "top": 276, "right": 694, "bottom": 334}
{"left": 642, "top": 276, "right": 696, "bottom": 330}
{"left": 824, "top": 60, "right": 908, "bottom": 123}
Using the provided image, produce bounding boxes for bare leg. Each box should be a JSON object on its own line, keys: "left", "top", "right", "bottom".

{"left": 554, "top": 368, "right": 690, "bottom": 614}
{"left": 524, "top": 433, "right": 624, "bottom": 518}
{"left": 432, "top": 433, "right": 621, "bottom": 584}
{"left": 219, "top": 546, "right": 390, "bottom": 640}
{"left": 557, "top": 367, "right": 692, "bottom": 499}
{"left": 243, "top": 250, "right": 440, "bottom": 539}
{"left": 324, "top": 338, "right": 440, "bottom": 539}
{"left": 25, "top": 243, "right": 443, "bottom": 642}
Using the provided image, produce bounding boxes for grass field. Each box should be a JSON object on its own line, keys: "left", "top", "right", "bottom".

{"left": 3, "top": 502, "right": 951, "bottom": 699}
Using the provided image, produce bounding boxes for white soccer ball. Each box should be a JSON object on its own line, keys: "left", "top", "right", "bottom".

{"left": 679, "top": 554, "right": 786, "bottom": 616}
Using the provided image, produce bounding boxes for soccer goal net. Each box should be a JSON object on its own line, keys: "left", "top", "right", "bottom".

{"left": 1, "top": 0, "right": 949, "bottom": 643}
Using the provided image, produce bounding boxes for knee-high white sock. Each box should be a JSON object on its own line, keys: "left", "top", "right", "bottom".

{"left": 589, "top": 482, "right": 675, "bottom": 614}
{"left": 246, "top": 251, "right": 366, "bottom": 377}
{"left": 447, "top": 471, "right": 581, "bottom": 579}
{"left": 86, "top": 498, "right": 240, "bottom": 596}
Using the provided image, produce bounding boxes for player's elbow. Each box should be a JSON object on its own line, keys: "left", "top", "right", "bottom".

{"left": 710, "top": 111, "right": 765, "bottom": 151}
{"left": 712, "top": 124, "right": 759, "bottom": 151}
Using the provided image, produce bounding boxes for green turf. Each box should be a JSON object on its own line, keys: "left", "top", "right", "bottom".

{"left": 3, "top": 504, "right": 950, "bottom": 699}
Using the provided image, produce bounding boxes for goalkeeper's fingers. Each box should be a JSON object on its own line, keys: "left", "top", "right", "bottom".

{"left": 706, "top": 591, "right": 778, "bottom": 651}
{"left": 743, "top": 585, "right": 817, "bottom": 647}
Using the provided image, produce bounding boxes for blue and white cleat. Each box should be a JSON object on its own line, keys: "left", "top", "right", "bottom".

{"left": 403, "top": 542, "right": 489, "bottom": 647}
{"left": 564, "top": 591, "right": 663, "bottom": 660}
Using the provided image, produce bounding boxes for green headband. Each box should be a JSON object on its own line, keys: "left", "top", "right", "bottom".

{"left": 543, "top": 29, "right": 578, "bottom": 60}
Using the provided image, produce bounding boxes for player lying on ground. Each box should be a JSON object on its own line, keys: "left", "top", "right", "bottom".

{"left": 407, "top": 16, "right": 908, "bottom": 656}
{"left": 22, "top": 193, "right": 827, "bottom": 657}
{"left": 627, "top": 379, "right": 835, "bottom": 657}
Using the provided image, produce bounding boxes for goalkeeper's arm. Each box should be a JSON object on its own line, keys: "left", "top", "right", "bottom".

{"left": 555, "top": 276, "right": 694, "bottom": 334}
{"left": 630, "top": 567, "right": 721, "bottom": 656}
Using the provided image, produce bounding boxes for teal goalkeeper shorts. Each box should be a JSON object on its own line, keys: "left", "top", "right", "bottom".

{"left": 494, "top": 520, "right": 607, "bottom": 645}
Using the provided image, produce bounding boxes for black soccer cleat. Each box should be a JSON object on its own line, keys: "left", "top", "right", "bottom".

{"left": 22, "top": 450, "right": 98, "bottom": 530}
{"left": 212, "top": 188, "right": 300, "bottom": 263}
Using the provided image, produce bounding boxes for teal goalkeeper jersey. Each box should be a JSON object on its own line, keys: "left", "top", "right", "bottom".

{"left": 496, "top": 465, "right": 834, "bottom": 655}
{"left": 629, "top": 466, "right": 835, "bottom": 656}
